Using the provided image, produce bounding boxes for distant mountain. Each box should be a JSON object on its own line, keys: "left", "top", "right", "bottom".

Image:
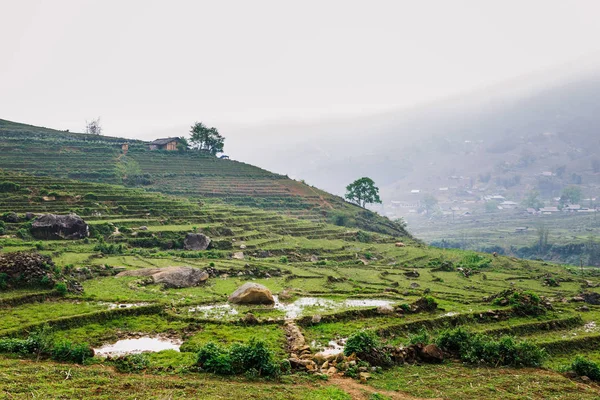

{"left": 226, "top": 73, "right": 600, "bottom": 205}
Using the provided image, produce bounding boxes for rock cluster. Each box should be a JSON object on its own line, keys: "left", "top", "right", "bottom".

{"left": 117, "top": 266, "right": 209, "bottom": 288}
{"left": 0, "top": 251, "right": 56, "bottom": 288}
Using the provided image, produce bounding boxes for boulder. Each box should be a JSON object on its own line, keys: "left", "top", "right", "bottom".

{"left": 404, "top": 269, "right": 420, "bottom": 278}
{"left": 31, "top": 213, "right": 89, "bottom": 240}
{"left": 228, "top": 282, "right": 274, "bottom": 305}
{"left": 183, "top": 233, "right": 211, "bottom": 251}
{"left": 376, "top": 304, "right": 395, "bottom": 315}
{"left": 410, "top": 282, "right": 420, "bottom": 289}
{"left": 117, "top": 266, "right": 209, "bottom": 288}
{"left": 418, "top": 344, "right": 444, "bottom": 363}
{"left": 395, "top": 242, "right": 406, "bottom": 247}
{"left": 232, "top": 252, "right": 245, "bottom": 260}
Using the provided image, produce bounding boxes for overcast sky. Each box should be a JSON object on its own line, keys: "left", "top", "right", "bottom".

{"left": 2, "top": 0, "right": 600, "bottom": 139}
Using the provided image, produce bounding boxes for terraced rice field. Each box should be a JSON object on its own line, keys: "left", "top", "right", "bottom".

{"left": 1, "top": 172, "right": 600, "bottom": 398}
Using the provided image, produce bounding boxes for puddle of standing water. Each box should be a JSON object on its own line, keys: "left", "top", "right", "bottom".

{"left": 99, "top": 302, "right": 149, "bottom": 310}
{"left": 313, "top": 338, "right": 346, "bottom": 356}
{"left": 94, "top": 337, "right": 182, "bottom": 357}
{"left": 188, "top": 297, "right": 395, "bottom": 319}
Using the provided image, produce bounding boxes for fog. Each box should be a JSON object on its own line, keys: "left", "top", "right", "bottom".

{"left": 2, "top": 0, "right": 600, "bottom": 157}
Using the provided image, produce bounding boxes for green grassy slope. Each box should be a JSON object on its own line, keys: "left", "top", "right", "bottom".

{"left": 2, "top": 121, "right": 600, "bottom": 399}
{"left": 0, "top": 118, "right": 407, "bottom": 237}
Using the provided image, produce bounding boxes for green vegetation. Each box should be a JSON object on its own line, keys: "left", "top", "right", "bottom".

{"left": 1, "top": 118, "right": 600, "bottom": 398}
{"left": 196, "top": 338, "right": 281, "bottom": 378}
{"left": 345, "top": 177, "right": 382, "bottom": 208}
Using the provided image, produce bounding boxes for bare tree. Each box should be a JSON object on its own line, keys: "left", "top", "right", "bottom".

{"left": 85, "top": 118, "right": 102, "bottom": 135}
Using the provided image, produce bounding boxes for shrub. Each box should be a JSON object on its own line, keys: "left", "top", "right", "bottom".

{"left": 279, "top": 256, "right": 288, "bottom": 263}
{"left": 55, "top": 282, "right": 68, "bottom": 296}
{"left": 0, "top": 273, "right": 7, "bottom": 290}
{"left": 16, "top": 228, "right": 31, "bottom": 240}
{"left": 571, "top": 356, "right": 600, "bottom": 381}
{"left": 409, "top": 329, "right": 431, "bottom": 345}
{"left": 0, "top": 181, "right": 20, "bottom": 193}
{"left": 345, "top": 331, "right": 380, "bottom": 357}
{"left": 196, "top": 342, "right": 233, "bottom": 375}
{"left": 435, "top": 328, "right": 546, "bottom": 368}
{"left": 436, "top": 327, "right": 471, "bottom": 354}
{"left": 229, "top": 339, "right": 280, "bottom": 377}
{"left": 113, "top": 354, "right": 150, "bottom": 373}
{"left": 51, "top": 340, "right": 94, "bottom": 364}
{"left": 509, "top": 291, "right": 546, "bottom": 316}
{"left": 344, "top": 331, "right": 392, "bottom": 367}
{"left": 196, "top": 339, "right": 280, "bottom": 377}
{"left": 356, "top": 231, "right": 373, "bottom": 243}
{"left": 0, "top": 220, "right": 5, "bottom": 235}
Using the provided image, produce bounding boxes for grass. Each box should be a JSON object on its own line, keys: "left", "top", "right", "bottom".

{"left": 1, "top": 149, "right": 600, "bottom": 398}
{"left": 367, "top": 363, "right": 600, "bottom": 399}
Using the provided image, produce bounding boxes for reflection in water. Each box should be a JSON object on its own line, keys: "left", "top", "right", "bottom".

{"left": 94, "top": 337, "right": 182, "bottom": 356}
{"left": 188, "top": 297, "right": 395, "bottom": 319}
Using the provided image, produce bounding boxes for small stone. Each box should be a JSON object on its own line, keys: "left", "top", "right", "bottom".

{"left": 359, "top": 372, "right": 371, "bottom": 383}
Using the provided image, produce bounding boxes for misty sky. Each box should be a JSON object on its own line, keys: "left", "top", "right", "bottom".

{"left": 2, "top": 0, "right": 600, "bottom": 141}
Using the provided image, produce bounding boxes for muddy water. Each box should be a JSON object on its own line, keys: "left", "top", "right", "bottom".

{"left": 99, "top": 302, "right": 149, "bottom": 310}
{"left": 188, "top": 297, "right": 395, "bottom": 320}
{"left": 94, "top": 337, "right": 182, "bottom": 357}
{"left": 313, "top": 338, "right": 346, "bottom": 356}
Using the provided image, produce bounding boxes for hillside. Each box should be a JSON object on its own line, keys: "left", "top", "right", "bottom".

{"left": 0, "top": 118, "right": 407, "bottom": 237}
{"left": 1, "top": 169, "right": 600, "bottom": 398}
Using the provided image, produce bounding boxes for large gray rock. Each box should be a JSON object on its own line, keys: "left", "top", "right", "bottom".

{"left": 117, "top": 266, "right": 209, "bottom": 288}
{"left": 184, "top": 233, "right": 211, "bottom": 250}
{"left": 228, "top": 282, "right": 274, "bottom": 305}
{"left": 31, "top": 213, "right": 89, "bottom": 240}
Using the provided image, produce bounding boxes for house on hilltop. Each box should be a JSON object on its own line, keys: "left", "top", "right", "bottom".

{"left": 149, "top": 137, "right": 180, "bottom": 151}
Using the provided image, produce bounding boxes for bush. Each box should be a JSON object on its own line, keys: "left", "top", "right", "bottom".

{"left": 196, "top": 342, "right": 233, "bottom": 375}
{"left": 409, "top": 329, "right": 431, "bottom": 345}
{"left": 113, "top": 354, "right": 150, "bottom": 373}
{"left": 0, "top": 220, "right": 5, "bottom": 235}
{"left": 196, "top": 339, "right": 280, "bottom": 378}
{"left": 508, "top": 291, "right": 546, "bottom": 316}
{"left": 55, "top": 282, "right": 68, "bottom": 296}
{"left": 436, "top": 327, "right": 471, "bottom": 354}
{"left": 0, "top": 181, "right": 20, "bottom": 193}
{"left": 435, "top": 328, "right": 546, "bottom": 368}
{"left": 51, "top": 340, "right": 94, "bottom": 364}
{"left": 279, "top": 256, "right": 289, "bottom": 264}
{"left": 0, "top": 273, "right": 7, "bottom": 290}
{"left": 345, "top": 331, "right": 380, "bottom": 357}
{"left": 16, "top": 228, "right": 31, "bottom": 240}
{"left": 571, "top": 356, "right": 600, "bottom": 381}
{"left": 356, "top": 231, "right": 373, "bottom": 243}
{"left": 344, "top": 330, "right": 392, "bottom": 367}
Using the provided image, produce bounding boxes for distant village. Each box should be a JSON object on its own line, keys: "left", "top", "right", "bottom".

{"left": 383, "top": 168, "right": 599, "bottom": 224}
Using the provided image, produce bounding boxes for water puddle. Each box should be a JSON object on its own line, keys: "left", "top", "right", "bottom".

{"left": 99, "top": 302, "right": 149, "bottom": 310}
{"left": 188, "top": 304, "right": 239, "bottom": 318}
{"left": 313, "top": 338, "right": 346, "bottom": 356}
{"left": 94, "top": 337, "right": 182, "bottom": 357}
{"left": 188, "top": 297, "right": 395, "bottom": 320}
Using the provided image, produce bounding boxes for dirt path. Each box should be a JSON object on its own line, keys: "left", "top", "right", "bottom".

{"left": 328, "top": 375, "right": 443, "bottom": 400}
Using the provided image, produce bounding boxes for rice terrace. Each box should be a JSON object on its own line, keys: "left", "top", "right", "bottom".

{"left": 0, "top": 119, "right": 599, "bottom": 400}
